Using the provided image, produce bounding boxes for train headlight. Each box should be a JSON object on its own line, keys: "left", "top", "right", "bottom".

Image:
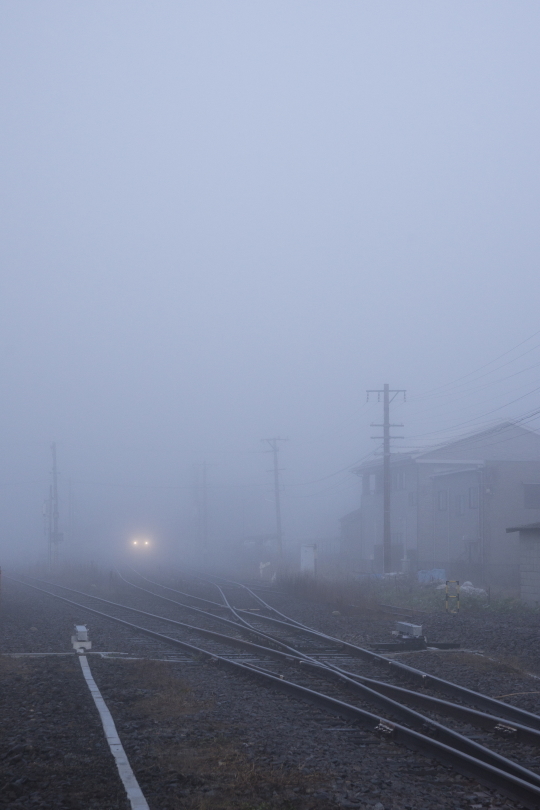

{"left": 130, "top": 536, "right": 151, "bottom": 549}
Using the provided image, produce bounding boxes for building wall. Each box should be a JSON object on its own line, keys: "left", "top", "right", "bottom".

{"left": 356, "top": 457, "right": 540, "bottom": 585}
{"left": 420, "top": 460, "right": 540, "bottom": 585}
{"left": 359, "top": 461, "right": 419, "bottom": 572}
{"left": 487, "top": 461, "right": 540, "bottom": 585}
{"left": 431, "top": 468, "right": 481, "bottom": 575}
{"left": 519, "top": 532, "right": 540, "bottom": 605}
{"left": 339, "top": 508, "right": 362, "bottom": 567}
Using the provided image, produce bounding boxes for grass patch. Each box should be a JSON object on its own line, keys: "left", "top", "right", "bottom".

{"left": 120, "top": 658, "right": 197, "bottom": 720}
{"left": 277, "top": 572, "right": 532, "bottom": 616}
{"left": 0, "top": 656, "right": 30, "bottom": 676}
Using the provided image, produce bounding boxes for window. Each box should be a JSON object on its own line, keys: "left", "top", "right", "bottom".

{"left": 437, "top": 490, "right": 448, "bottom": 511}
{"left": 524, "top": 483, "right": 540, "bottom": 509}
{"left": 469, "top": 486, "right": 479, "bottom": 509}
{"left": 455, "top": 493, "right": 466, "bottom": 516}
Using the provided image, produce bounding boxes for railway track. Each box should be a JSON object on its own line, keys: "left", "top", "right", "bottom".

{"left": 8, "top": 572, "right": 540, "bottom": 809}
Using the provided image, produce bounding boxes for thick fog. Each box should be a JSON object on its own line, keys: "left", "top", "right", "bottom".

{"left": 1, "top": 2, "right": 539, "bottom": 567}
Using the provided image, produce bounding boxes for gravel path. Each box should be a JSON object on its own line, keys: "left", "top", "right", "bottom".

{"left": 0, "top": 653, "right": 130, "bottom": 810}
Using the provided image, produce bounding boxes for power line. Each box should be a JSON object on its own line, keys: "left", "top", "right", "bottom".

{"left": 285, "top": 447, "right": 379, "bottom": 488}
{"left": 284, "top": 475, "right": 362, "bottom": 500}
{"left": 410, "top": 329, "right": 540, "bottom": 401}
{"left": 404, "top": 383, "right": 540, "bottom": 442}
{"left": 408, "top": 357, "right": 540, "bottom": 418}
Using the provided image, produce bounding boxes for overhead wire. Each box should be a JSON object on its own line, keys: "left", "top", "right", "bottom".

{"left": 409, "top": 329, "right": 540, "bottom": 401}
{"left": 406, "top": 358, "right": 540, "bottom": 420}
{"left": 403, "top": 383, "right": 540, "bottom": 442}
{"left": 394, "top": 404, "right": 540, "bottom": 460}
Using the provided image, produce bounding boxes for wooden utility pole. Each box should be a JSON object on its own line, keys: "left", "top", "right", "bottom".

{"left": 193, "top": 462, "right": 209, "bottom": 554}
{"left": 201, "top": 460, "right": 208, "bottom": 552}
{"left": 48, "top": 442, "right": 63, "bottom": 568}
{"left": 263, "top": 437, "right": 286, "bottom": 561}
{"left": 367, "top": 385, "right": 406, "bottom": 573}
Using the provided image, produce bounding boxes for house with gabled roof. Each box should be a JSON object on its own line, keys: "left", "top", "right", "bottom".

{"left": 348, "top": 422, "right": 540, "bottom": 586}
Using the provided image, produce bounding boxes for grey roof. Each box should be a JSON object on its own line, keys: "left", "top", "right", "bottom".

{"left": 355, "top": 422, "right": 540, "bottom": 473}
{"left": 416, "top": 422, "right": 540, "bottom": 463}
{"left": 506, "top": 522, "right": 540, "bottom": 534}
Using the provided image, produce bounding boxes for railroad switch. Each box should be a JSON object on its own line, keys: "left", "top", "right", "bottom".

{"left": 370, "top": 621, "right": 460, "bottom": 652}
{"left": 71, "top": 624, "right": 92, "bottom": 653}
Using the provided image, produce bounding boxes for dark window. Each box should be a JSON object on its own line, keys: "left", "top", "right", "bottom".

{"left": 437, "top": 490, "right": 448, "bottom": 511}
{"left": 524, "top": 483, "right": 540, "bottom": 509}
{"left": 455, "top": 493, "right": 466, "bottom": 516}
{"left": 469, "top": 486, "right": 479, "bottom": 509}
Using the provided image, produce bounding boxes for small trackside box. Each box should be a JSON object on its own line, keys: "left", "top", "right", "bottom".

{"left": 71, "top": 624, "right": 92, "bottom": 652}
{"left": 395, "top": 621, "right": 423, "bottom": 637}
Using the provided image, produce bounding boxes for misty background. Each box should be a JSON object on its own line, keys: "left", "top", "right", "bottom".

{"left": 1, "top": 2, "right": 539, "bottom": 566}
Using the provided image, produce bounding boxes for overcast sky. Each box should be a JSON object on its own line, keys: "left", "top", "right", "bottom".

{"left": 1, "top": 2, "right": 539, "bottom": 564}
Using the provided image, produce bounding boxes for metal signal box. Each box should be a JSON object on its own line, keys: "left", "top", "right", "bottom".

{"left": 395, "top": 621, "right": 423, "bottom": 637}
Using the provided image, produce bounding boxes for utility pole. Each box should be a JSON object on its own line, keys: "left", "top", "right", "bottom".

{"left": 48, "top": 442, "right": 63, "bottom": 568}
{"left": 68, "top": 478, "right": 74, "bottom": 549}
{"left": 367, "top": 385, "right": 406, "bottom": 574}
{"left": 193, "top": 462, "right": 209, "bottom": 555}
{"left": 201, "top": 460, "right": 208, "bottom": 553}
{"left": 263, "top": 438, "right": 286, "bottom": 562}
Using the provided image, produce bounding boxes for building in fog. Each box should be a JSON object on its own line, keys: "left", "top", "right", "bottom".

{"left": 342, "top": 422, "right": 540, "bottom": 586}
{"left": 506, "top": 522, "right": 540, "bottom": 604}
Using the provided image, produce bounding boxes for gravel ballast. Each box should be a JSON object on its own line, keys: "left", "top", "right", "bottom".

{"left": 1, "top": 575, "right": 538, "bottom": 809}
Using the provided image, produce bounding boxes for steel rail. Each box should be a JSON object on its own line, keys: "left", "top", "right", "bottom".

{"left": 191, "top": 573, "right": 540, "bottom": 732}
{"left": 196, "top": 576, "right": 268, "bottom": 632}
{"left": 338, "top": 674, "right": 540, "bottom": 748}
{"left": 7, "top": 574, "right": 540, "bottom": 810}
{"left": 29, "top": 572, "right": 305, "bottom": 658}
{"left": 113, "top": 577, "right": 540, "bottom": 766}
{"left": 116, "top": 573, "right": 540, "bottom": 747}
{"left": 10, "top": 578, "right": 540, "bottom": 781}
{"left": 124, "top": 570, "right": 540, "bottom": 739}
{"left": 22, "top": 574, "right": 378, "bottom": 702}
{"left": 125, "top": 567, "right": 225, "bottom": 611}
{"left": 168, "top": 574, "right": 540, "bottom": 744}
{"left": 114, "top": 572, "right": 340, "bottom": 661}
{"left": 187, "top": 569, "right": 311, "bottom": 629}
